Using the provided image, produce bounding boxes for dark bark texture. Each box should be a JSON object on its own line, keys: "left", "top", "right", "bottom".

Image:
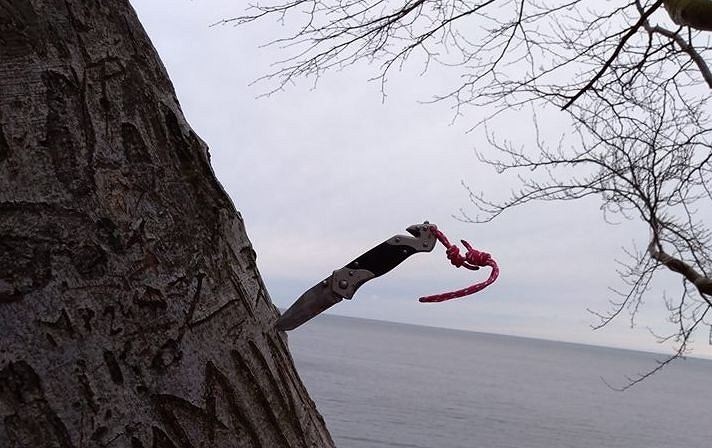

{"left": 0, "top": 1, "right": 334, "bottom": 447}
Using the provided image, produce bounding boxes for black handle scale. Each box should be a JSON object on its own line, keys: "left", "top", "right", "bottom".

{"left": 345, "top": 241, "right": 419, "bottom": 278}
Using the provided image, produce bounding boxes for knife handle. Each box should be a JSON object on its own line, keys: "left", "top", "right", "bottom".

{"left": 348, "top": 223, "right": 436, "bottom": 275}
{"left": 331, "top": 223, "right": 437, "bottom": 299}
{"left": 344, "top": 240, "right": 419, "bottom": 277}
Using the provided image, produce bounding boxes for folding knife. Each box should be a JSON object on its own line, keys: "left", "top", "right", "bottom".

{"left": 275, "top": 222, "right": 437, "bottom": 331}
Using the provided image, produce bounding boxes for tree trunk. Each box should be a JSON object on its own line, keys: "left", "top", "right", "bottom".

{"left": 664, "top": 0, "right": 712, "bottom": 31}
{"left": 0, "top": 1, "right": 334, "bottom": 447}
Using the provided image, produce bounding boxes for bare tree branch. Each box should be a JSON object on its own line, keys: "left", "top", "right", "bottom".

{"left": 242, "top": 0, "right": 712, "bottom": 383}
{"left": 649, "top": 233, "right": 712, "bottom": 296}
{"left": 561, "top": 0, "right": 665, "bottom": 110}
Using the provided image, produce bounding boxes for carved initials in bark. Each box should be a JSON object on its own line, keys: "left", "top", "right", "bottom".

{"left": 0, "top": 1, "right": 334, "bottom": 447}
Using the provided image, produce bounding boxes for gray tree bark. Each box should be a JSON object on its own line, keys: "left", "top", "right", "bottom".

{"left": 0, "top": 1, "right": 334, "bottom": 447}
{"left": 664, "top": 0, "right": 712, "bottom": 31}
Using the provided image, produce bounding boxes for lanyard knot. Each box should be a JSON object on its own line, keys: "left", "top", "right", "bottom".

{"left": 420, "top": 225, "right": 500, "bottom": 303}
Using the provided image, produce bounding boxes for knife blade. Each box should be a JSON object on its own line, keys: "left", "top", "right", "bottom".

{"left": 276, "top": 222, "right": 437, "bottom": 331}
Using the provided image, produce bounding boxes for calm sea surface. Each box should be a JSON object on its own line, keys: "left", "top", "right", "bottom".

{"left": 287, "top": 314, "right": 712, "bottom": 448}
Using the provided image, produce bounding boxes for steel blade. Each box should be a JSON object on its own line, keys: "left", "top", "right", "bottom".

{"left": 275, "top": 279, "right": 344, "bottom": 331}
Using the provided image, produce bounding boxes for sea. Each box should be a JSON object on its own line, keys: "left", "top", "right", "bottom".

{"left": 287, "top": 314, "right": 712, "bottom": 448}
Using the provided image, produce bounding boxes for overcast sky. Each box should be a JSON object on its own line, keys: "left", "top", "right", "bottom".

{"left": 131, "top": 1, "right": 710, "bottom": 357}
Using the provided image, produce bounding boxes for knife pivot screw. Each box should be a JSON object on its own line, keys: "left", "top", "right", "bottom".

{"left": 338, "top": 280, "right": 349, "bottom": 289}
{"left": 395, "top": 237, "right": 401, "bottom": 243}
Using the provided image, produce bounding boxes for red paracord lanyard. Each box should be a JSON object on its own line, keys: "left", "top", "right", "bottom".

{"left": 419, "top": 225, "right": 500, "bottom": 303}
